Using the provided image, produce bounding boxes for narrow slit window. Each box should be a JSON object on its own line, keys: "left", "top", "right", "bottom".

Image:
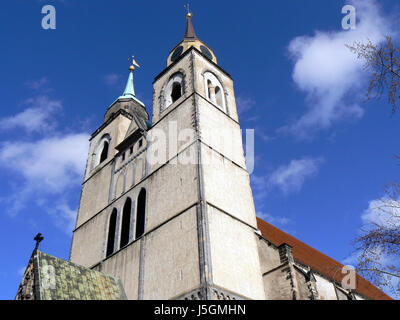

{"left": 106, "top": 209, "right": 117, "bottom": 257}
{"left": 135, "top": 189, "right": 146, "bottom": 239}
{"left": 120, "top": 198, "right": 132, "bottom": 248}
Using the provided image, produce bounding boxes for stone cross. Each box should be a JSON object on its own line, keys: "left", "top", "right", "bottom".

{"left": 34, "top": 233, "right": 44, "bottom": 251}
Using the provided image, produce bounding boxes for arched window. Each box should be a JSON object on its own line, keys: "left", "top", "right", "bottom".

{"left": 171, "top": 82, "right": 182, "bottom": 103}
{"left": 120, "top": 198, "right": 132, "bottom": 248}
{"left": 106, "top": 209, "right": 117, "bottom": 257}
{"left": 164, "top": 73, "right": 184, "bottom": 110}
{"left": 93, "top": 134, "right": 111, "bottom": 169}
{"left": 100, "top": 141, "right": 109, "bottom": 163}
{"left": 203, "top": 72, "right": 226, "bottom": 113}
{"left": 135, "top": 188, "right": 146, "bottom": 239}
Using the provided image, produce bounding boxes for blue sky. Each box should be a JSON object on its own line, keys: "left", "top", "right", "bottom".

{"left": 1, "top": 0, "right": 399, "bottom": 299}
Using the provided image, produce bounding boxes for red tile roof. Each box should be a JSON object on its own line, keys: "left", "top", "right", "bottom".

{"left": 256, "top": 217, "right": 392, "bottom": 300}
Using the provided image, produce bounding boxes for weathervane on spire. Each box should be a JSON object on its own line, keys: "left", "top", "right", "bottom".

{"left": 184, "top": 3, "right": 192, "bottom": 18}
{"left": 129, "top": 55, "right": 140, "bottom": 72}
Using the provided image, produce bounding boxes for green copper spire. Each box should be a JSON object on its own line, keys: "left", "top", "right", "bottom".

{"left": 104, "top": 57, "right": 148, "bottom": 123}
{"left": 120, "top": 70, "right": 136, "bottom": 99}
{"left": 115, "top": 61, "right": 145, "bottom": 107}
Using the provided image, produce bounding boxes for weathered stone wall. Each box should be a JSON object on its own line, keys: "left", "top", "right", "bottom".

{"left": 201, "top": 143, "right": 257, "bottom": 228}
{"left": 197, "top": 97, "right": 246, "bottom": 169}
{"left": 143, "top": 206, "right": 200, "bottom": 299}
{"left": 147, "top": 96, "right": 197, "bottom": 175}
{"left": 77, "top": 163, "right": 112, "bottom": 228}
{"left": 257, "top": 238, "right": 281, "bottom": 273}
{"left": 263, "top": 265, "right": 294, "bottom": 300}
{"left": 145, "top": 144, "right": 199, "bottom": 231}
{"left": 70, "top": 212, "right": 107, "bottom": 267}
{"left": 207, "top": 205, "right": 265, "bottom": 300}
{"left": 100, "top": 240, "right": 141, "bottom": 300}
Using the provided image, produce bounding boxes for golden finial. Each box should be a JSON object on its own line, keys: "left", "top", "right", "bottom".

{"left": 184, "top": 4, "right": 192, "bottom": 18}
{"left": 129, "top": 55, "right": 140, "bottom": 71}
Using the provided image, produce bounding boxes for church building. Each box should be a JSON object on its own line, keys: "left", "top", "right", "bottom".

{"left": 15, "top": 12, "right": 391, "bottom": 300}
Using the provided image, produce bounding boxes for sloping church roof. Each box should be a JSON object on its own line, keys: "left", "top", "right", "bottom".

{"left": 256, "top": 217, "right": 392, "bottom": 300}
{"left": 16, "top": 250, "right": 127, "bottom": 300}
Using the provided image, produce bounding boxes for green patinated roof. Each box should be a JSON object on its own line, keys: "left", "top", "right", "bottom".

{"left": 36, "top": 251, "right": 126, "bottom": 300}
{"left": 115, "top": 71, "right": 145, "bottom": 107}
{"left": 122, "top": 70, "right": 135, "bottom": 97}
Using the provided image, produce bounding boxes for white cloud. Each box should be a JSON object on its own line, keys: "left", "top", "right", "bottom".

{"left": 0, "top": 91, "right": 90, "bottom": 234}
{"left": 0, "top": 95, "right": 61, "bottom": 133}
{"left": 25, "top": 77, "right": 51, "bottom": 91}
{"left": 341, "top": 252, "right": 358, "bottom": 267}
{"left": 103, "top": 73, "right": 122, "bottom": 86}
{"left": 251, "top": 174, "right": 269, "bottom": 201}
{"left": 268, "top": 157, "right": 323, "bottom": 194}
{"left": 237, "top": 96, "right": 262, "bottom": 123}
{"left": 257, "top": 211, "right": 290, "bottom": 227}
{"left": 48, "top": 202, "right": 79, "bottom": 234}
{"left": 361, "top": 197, "right": 400, "bottom": 229}
{"left": 255, "top": 126, "right": 273, "bottom": 142}
{"left": 0, "top": 134, "right": 89, "bottom": 194}
{"left": 250, "top": 157, "right": 323, "bottom": 202}
{"left": 236, "top": 96, "right": 256, "bottom": 115}
{"left": 0, "top": 133, "right": 89, "bottom": 233}
{"left": 280, "top": 0, "right": 394, "bottom": 139}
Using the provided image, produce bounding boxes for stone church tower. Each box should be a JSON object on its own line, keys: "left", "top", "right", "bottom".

{"left": 69, "top": 12, "right": 265, "bottom": 300}
{"left": 16, "top": 12, "right": 391, "bottom": 301}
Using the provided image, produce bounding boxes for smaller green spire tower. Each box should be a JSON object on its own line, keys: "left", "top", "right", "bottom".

{"left": 104, "top": 58, "right": 148, "bottom": 123}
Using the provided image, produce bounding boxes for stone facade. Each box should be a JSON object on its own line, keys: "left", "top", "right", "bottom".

{"left": 69, "top": 45, "right": 266, "bottom": 300}
{"left": 18, "top": 15, "right": 389, "bottom": 301}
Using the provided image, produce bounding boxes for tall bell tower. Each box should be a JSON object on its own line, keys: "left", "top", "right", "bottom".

{"left": 69, "top": 11, "right": 265, "bottom": 300}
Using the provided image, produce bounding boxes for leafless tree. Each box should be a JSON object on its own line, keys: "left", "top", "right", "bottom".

{"left": 347, "top": 37, "right": 400, "bottom": 298}
{"left": 346, "top": 36, "right": 400, "bottom": 114}
{"left": 353, "top": 182, "right": 400, "bottom": 299}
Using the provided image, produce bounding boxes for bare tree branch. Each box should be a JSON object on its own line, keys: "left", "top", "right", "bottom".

{"left": 346, "top": 36, "right": 400, "bottom": 114}
{"left": 357, "top": 269, "right": 400, "bottom": 278}
{"left": 352, "top": 182, "right": 400, "bottom": 299}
